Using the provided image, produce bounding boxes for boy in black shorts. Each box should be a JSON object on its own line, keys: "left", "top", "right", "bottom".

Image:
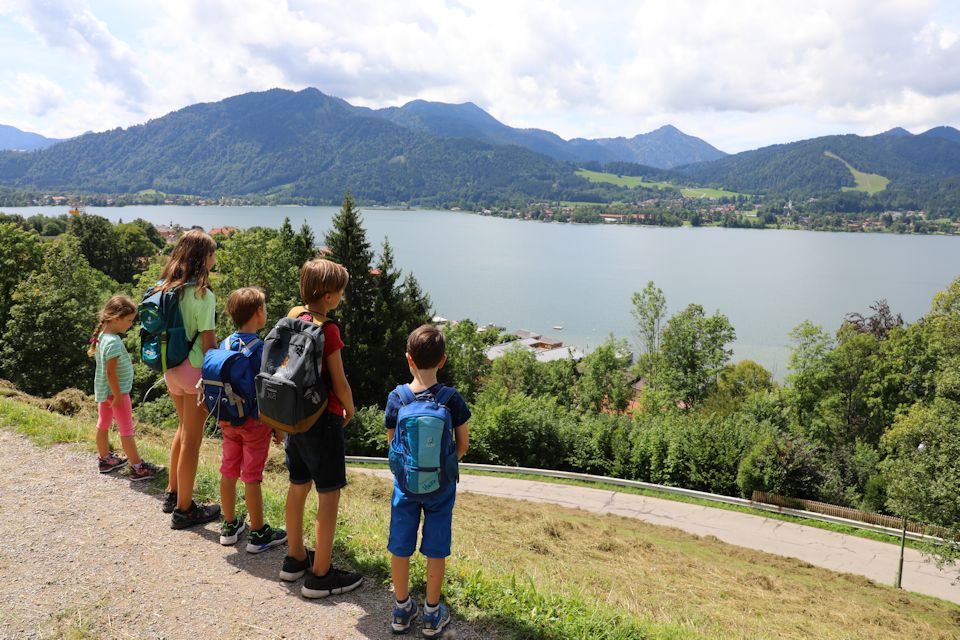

{"left": 278, "top": 258, "right": 362, "bottom": 599}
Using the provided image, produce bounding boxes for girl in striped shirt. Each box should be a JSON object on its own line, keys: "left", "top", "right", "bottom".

{"left": 90, "top": 295, "right": 162, "bottom": 480}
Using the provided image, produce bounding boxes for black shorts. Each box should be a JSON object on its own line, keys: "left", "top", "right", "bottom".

{"left": 284, "top": 412, "right": 346, "bottom": 492}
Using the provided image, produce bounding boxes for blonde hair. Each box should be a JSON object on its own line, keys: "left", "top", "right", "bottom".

{"left": 226, "top": 287, "right": 265, "bottom": 327}
{"left": 299, "top": 258, "right": 349, "bottom": 306}
{"left": 158, "top": 229, "right": 217, "bottom": 298}
{"left": 88, "top": 295, "right": 137, "bottom": 356}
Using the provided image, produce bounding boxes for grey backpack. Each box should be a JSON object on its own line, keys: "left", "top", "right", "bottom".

{"left": 255, "top": 316, "right": 332, "bottom": 433}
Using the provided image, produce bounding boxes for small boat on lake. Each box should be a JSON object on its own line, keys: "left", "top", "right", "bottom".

{"left": 553, "top": 325, "right": 564, "bottom": 330}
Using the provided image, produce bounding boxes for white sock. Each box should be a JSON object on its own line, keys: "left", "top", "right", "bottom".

{"left": 424, "top": 602, "right": 439, "bottom": 613}
{"left": 396, "top": 597, "right": 412, "bottom": 609}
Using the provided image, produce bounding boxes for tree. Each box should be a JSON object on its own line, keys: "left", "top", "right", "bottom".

{"left": 0, "top": 236, "right": 117, "bottom": 396}
{"left": 442, "top": 319, "right": 490, "bottom": 403}
{"left": 736, "top": 431, "right": 826, "bottom": 500}
{"left": 631, "top": 280, "right": 666, "bottom": 356}
{"left": 657, "top": 304, "right": 736, "bottom": 405}
{"left": 0, "top": 222, "right": 44, "bottom": 329}
{"left": 785, "top": 320, "right": 834, "bottom": 428}
{"left": 575, "top": 336, "right": 632, "bottom": 412}
{"left": 68, "top": 213, "right": 119, "bottom": 278}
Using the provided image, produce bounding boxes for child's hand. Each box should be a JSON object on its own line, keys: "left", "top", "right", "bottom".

{"left": 110, "top": 396, "right": 122, "bottom": 410}
{"left": 272, "top": 429, "right": 283, "bottom": 445}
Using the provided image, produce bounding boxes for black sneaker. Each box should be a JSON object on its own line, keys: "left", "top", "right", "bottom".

{"left": 246, "top": 524, "right": 287, "bottom": 554}
{"left": 279, "top": 549, "right": 315, "bottom": 582}
{"left": 161, "top": 491, "right": 177, "bottom": 514}
{"left": 170, "top": 501, "right": 221, "bottom": 530}
{"left": 220, "top": 515, "right": 246, "bottom": 545}
{"left": 301, "top": 566, "right": 363, "bottom": 599}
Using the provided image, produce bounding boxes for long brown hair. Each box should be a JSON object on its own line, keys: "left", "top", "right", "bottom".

{"left": 88, "top": 295, "right": 137, "bottom": 357}
{"left": 158, "top": 229, "right": 217, "bottom": 297}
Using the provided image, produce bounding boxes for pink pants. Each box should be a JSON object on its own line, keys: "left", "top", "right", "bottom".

{"left": 97, "top": 394, "right": 135, "bottom": 437}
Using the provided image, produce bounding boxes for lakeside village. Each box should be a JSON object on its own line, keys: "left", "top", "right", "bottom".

{"left": 8, "top": 190, "right": 957, "bottom": 235}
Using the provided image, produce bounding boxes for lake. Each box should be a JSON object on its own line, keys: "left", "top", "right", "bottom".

{"left": 10, "top": 205, "right": 960, "bottom": 378}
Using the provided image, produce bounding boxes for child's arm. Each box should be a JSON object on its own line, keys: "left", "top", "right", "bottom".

{"left": 386, "top": 427, "right": 395, "bottom": 448}
{"left": 454, "top": 422, "right": 469, "bottom": 460}
{"left": 106, "top": 357, "right": 122, "bottom": 408}
{"left": 199, "top": 329, "right": 217, "bottom": 355}
{"left": 325, "top": 349, "right": 355, "bottom": 425}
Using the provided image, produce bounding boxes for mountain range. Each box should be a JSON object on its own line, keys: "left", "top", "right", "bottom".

{"left": 0, "top": 125, "right": 60, "bottom": 152}
{"left": 0, "top": 87, "right": 959, "bottom": 212}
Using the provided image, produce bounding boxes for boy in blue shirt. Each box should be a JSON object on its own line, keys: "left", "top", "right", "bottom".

{"left": 218, "top": 287, "right": 287, "bottom": 552}
{"left": 384, "top": 325, "right": 470, "bottom": 637}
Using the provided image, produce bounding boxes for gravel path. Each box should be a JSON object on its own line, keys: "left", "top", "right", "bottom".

{"left": 0, "top": 431, "right": 484, "bottom": 640}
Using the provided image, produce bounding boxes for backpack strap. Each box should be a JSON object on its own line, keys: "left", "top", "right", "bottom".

{"left": 434, "top": 386, "right": 456, "bottom": 407}
{"left": 395, "top": 384, "right": 417, "bottom": 406}
{"left": 239, "top": 337, "right": 261, "bottom": 358}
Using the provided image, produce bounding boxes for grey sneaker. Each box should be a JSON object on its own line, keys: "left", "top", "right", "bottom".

{"left": 246, "top": 524, "right": 287, "bottom": 554}
{"left": 220, "top": 516, "right": 246, "bottom": 545}
{"left": 170, "top": 501, "right": 221, "bottom": 530}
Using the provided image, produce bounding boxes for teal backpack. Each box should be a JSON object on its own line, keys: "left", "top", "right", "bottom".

{"left": 388, "top": 385, "right": 459, "bottom": 496}
{"left": 139, "top": 281, "right": 197, "bottom": 372}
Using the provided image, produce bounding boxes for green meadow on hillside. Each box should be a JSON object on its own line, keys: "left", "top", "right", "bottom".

{"left": 823, "top": 151, "right": 890, "bottom": 194}
{"left": 2, "top": 391, "right": 958, "bottom": 640}
{"left": 576, "top": 168, "right": 742, "bottom": 198}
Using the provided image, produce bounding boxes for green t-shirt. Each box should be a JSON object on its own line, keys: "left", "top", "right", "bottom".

{"left": 94, "top": 333, "right": 133, "bottom": 402}
{"left": 179, "top": 285, "right": 216, "bottom": 368}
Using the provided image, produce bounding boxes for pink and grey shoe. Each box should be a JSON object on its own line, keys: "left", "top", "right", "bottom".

{"left": 98, "top": 453, "right": 128, "bottom": 474}
{"left": 129, "top": 460, "right": 164, "bottom": 482}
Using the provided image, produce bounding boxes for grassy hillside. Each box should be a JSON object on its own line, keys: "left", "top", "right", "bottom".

{"left": 2, "top": 391, "right": 959, "bottom": 639}
{"left": 824, "top": 151, "right": 890, "bottom": 194}
{"left": 576, "top": 168, "right": 741, "bottom": 198}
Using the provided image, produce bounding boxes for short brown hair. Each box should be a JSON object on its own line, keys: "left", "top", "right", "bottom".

{"left": 407, "top": 324, "right": 445, "bottom": 369}
{"left": 300, "top": 258, "right": 349, "bottom": 305}
{"left": 226, "top": 287, "right": 265, "bottom": 327}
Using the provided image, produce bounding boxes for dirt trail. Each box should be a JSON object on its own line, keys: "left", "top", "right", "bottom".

{"left": 0, "top": 431, "right": 485, "bottom": 640}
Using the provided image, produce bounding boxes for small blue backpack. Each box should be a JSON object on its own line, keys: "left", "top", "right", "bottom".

{"left": 200, "top": 335, "right": 262, "bottom": 426}
{"left": 388, "top": 385, "right": 459, "bottom": 496}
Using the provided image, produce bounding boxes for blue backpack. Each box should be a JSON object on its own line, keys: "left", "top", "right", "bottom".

{"left": 200, "top": 335, "right": 262, "bottom": 426}
{"left": 139, "top": 281, "right": 196, "bottom": 372}
{"left": 388, "top": 385, "right": 459, "bottom": 496}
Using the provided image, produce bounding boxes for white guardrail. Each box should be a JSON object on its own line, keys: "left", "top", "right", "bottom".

{"left": 346, "top": 456, "right": 944, "bottom": 544}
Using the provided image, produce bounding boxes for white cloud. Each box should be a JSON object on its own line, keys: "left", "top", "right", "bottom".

{"left": 1, "top": 0, "right": 959, "bottom": 150}
{"left": 0, "top": 73, "right": 66, "bottom": 117}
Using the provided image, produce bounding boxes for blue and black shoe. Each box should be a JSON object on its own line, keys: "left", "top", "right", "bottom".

{"left": 391, "top": 597, "right": 419, "bottom": 634}
{"left": 421, "top": 602, "right": 450, "bottom": 638}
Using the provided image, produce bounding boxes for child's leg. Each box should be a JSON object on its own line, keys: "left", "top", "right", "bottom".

{"left": 313, "top": 488, "right": 340, "bottom": 575}
{"left": 95, "top": 400, "right": 113, "bottom": 458}
{"left": 285, "top": 482, "right": 311, "bottom": 560}
{"left": 114, "top": 395, "right": 141, "bottom": 465}
{"left": 166, "top": 393, "right": 186, "bottom": 494}
{"left": 425, "top": 557, "right": 446, "bottom": 606}
{"left": 391, "top": 555, "right": 411, "bottom": 602}
{"left": 220, "top": 476, "right": 238, "bottom": 522}
{"left": 175, "top": 393, "right": 208, "bottom": 511}
{"left": 244, "top": 482, "right": 264, "bottom": 530}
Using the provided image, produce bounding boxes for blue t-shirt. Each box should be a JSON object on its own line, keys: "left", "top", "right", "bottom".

{"left": 384, "top": 384, "right": 471, "bottom": 431}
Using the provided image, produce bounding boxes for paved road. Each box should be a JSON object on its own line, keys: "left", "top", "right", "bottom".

{"left": 353, "top": 467, "right": 960, "bottom": 605}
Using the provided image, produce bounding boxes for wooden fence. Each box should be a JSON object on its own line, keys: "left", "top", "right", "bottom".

{"left": 751, "top": 490, "right": 955, "bottom": 539}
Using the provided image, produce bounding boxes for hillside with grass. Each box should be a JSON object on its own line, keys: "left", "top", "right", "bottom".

{"left": 2, "top": 389, "right": 959, "bottom": 640}
{"left": 823, "top": 151, "right": 890, "bottom": 194}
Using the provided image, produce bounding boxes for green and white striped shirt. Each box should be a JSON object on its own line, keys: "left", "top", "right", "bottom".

{"left": 94, "top": 333, "right": 134, "bottom": 402}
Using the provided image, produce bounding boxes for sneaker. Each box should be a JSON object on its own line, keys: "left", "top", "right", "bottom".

{"left": 391, "top": 597, "right": 419, "bottom": 634}
{"left": 129, "top": 461, "right": 164, "bottom": 482}
{"left": 279, "top": 549, "right": 315, "bottom": 582}
{"left": 170, "top": 501, "right": 221, "bottom": 530}
{"left": 421, "top": 603, "right": 451, "bottom": 638}
{"left": 161, "top": 491, "right": 177, "bottom": 514}
{"left": 98, "top": 453, "right": 127, "bottom": 474}
{"left": 301, "top": 566, "right": 363, "bottom": 599}
{"left": 220, "top": 516, "right": 246, "bottom": 545}
{"left": 246, "top": 524, "right": 287, "bottom": 554}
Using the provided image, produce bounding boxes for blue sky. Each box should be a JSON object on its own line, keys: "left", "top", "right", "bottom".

{"left": 1, "top": 0, "right": 959, "bottom": 153}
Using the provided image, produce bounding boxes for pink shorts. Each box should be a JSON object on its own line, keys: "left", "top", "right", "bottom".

{"left": 220, "top": 418, "right": 273, "bottom": 483}
{"left": 97, "top": 394, "right": 135, "bottom": 437}
{"left": 164, "top": 359, "right": 201, "bottom": 396}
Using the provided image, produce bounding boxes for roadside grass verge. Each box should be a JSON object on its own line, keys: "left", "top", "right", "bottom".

{"left": 347, "top": 463, "right": 928, "bottom": 552}
{"left": 3, "top": 396, "right": 960, "bottom": 640}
